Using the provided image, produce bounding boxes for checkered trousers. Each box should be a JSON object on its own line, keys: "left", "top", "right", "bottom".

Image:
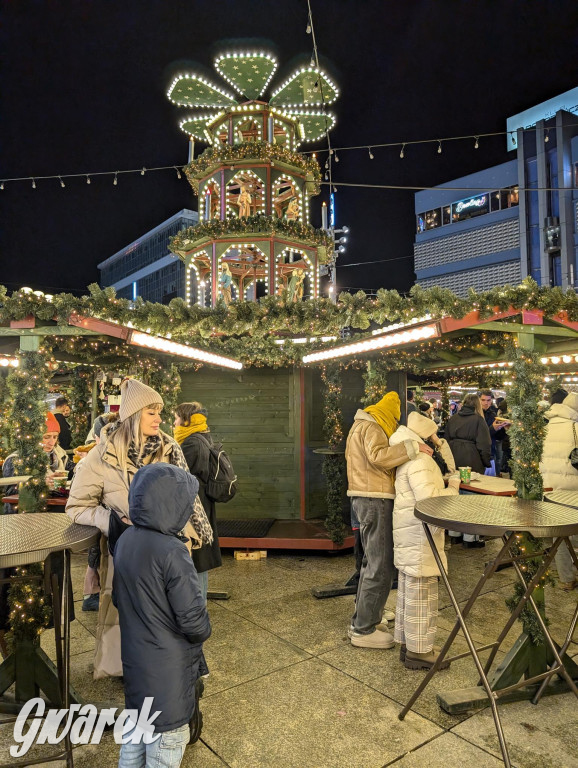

{"left": 394, "top": 572, "right": 438, "bottom": 653}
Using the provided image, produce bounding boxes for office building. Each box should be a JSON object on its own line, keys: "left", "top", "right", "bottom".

{"left": 98, "top": 209, "right": 198, "bottom": 303}
{"left": 414, "top": 87, "right": 578, "bottom": 295}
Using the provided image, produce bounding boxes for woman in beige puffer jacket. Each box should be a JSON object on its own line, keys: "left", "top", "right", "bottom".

{"left": 66, "top": 379, "right": 189, "bottom": 679}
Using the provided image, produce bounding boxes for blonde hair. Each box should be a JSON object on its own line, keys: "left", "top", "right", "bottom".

{"left": 462, "top": 393, "right": 483, "bottom": 418}
{"left": 106, "top": 402, "right": 164, "bottom": 476}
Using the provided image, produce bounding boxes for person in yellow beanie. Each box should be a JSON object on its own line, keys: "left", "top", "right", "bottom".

{"left": 345, "top": 392, "right": 433, "bottom": 649}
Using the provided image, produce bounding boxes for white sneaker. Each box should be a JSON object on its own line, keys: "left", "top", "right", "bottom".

{"left": 382, "top": 609, "right": 395, "bottom": 622}
{"left": 347, "top": 622, "right": 389, "bottom": 639}
{"left": 350, "top": 630, "right": 395, "bottom": 649}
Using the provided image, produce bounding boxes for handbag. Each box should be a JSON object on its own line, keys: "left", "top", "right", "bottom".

{"left": 569, "top": 423, "right": 578, "bottom": 470}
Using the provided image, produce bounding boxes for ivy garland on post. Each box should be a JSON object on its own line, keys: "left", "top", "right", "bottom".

{"left": 505, "top": 345, "right": 551, "bottom": 644}
{"left": 320, "top": 365, "right": 346, "bottom": 545}
{"left": 361, "top": 359, "right": 390, "bottom": 406}
{"left": 6, "top": 347, "right": 51, "bottom": 512}
{"left": 7, "top": 566, "right": 52, "bottom": 644}
{"left": 0, "top": 371, "right": 12, "bottom": 461}
{"left": 66, "top": 367, "right": 93, "bottom": 447}
{"left": 146, "top": 363, "right": 181, "bottom": 435}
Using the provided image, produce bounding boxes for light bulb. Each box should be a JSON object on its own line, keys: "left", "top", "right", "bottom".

{"left": 59, "top": 177, "right": 65, "bottom": 188}
{"left": 141, "top": 167, "right": 146, "bottom": 175}
{"left": 368, "top": 147, "right": 374, "bottom": 159}
{"left": 306, "top": 23, "right": 311, "bottom": 33}
{"left": 474, "top": 136, "right": 479, "bottom": 149}
{"left": 437, "top": 141, "right": 442, "bottom": 154}
{"left": 86, "top": 176, "right": 91, "bottom": 184}
{"left": 32, "top": 178, "right": 36, "bottom": 189}
{"left": 113, "top": 173, "right": 118, "bottom": 186}
{"left": 400, "top": 144, "right": 405, "bottom": 159}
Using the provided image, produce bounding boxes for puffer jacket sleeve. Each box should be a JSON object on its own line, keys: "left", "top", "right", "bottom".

{"left": 65, "top": 448, "right": 111, "bottom": 534}
{"left": 164, "top": 545, "right": 212, "bottom": 644}
{"left": 438, "top": 439, "right": 456, "bottom": 472}
{"left": 363, "top": 423, "right": 418, "bottom": 471}
{"left": 476, "top": 416, "right": 492, "bottom": 467}
{"left": 407, "top": 456, "right": 460, "bottom": 507}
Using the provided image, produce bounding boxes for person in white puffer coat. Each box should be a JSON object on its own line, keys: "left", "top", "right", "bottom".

{"left": 540, "top": 392, "right": 578, "bottom": 590}
{"left": 389, "top": 411, "right": 461, "bottom": 670}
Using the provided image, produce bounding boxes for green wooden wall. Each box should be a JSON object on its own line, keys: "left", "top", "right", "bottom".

{"left": 179, "top": 365, "right": 366, "bottom": 522}
{"left": 179, "top": 366, "right": 300, "bottom": 520}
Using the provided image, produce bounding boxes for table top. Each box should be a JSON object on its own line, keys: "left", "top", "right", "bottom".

{"left": 459, "top": 475, "right": 552, "bottom": 497}
{"left": 544, "top": 490, "right": 578, "bottom": 509}
{"left": 2, "top": 494, "right": 67, "bottom": 507}
{"left": 0, "top": 514, "right": 99, "bottom": 568}
{"left": 0, "top": 476, "right": 32, "bottom": 487}
{"left": 415, "top": 495, "right": 578, "bottom": 537}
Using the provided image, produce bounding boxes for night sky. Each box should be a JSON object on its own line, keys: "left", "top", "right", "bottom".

{"left": 1, "top": 1, "right": 577, "bottom": 297}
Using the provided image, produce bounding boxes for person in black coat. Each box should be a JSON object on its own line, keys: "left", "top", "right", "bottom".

{"left": 174, "top": 402, "right": 222, "bottom": 599}
{"left": 113, "top": 463, "right": 211, "bottom": 764}
{"left": 53, "top": 396, "right": 72, "bottom": 451}
{"left": 445, "top": 393, "right": 492, "bottom": 474}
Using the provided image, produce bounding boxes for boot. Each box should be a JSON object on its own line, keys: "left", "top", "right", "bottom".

{"left": 404, "top": 648, "right": 451, "bottom": 671}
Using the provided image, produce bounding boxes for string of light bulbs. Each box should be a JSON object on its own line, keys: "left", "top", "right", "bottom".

{"left": 1, "top": 121, "right": 576, "bottom": 191}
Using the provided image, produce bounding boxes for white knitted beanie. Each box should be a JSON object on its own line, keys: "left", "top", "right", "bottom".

{"left": 119, "top": 379, "right": 163, "bottom": 422}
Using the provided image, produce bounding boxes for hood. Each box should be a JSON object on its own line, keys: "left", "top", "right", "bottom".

{"left": 353, "top": 409, "right": 376, "bottom": 423}
{"left": 545, "top": 402, "right": 578, "bottom": 423}
{"left": 458, "top": 405, "right": 477, "bottom": 417}
{"left": 128, "top": 463, "right": 199, "bottom": 536}
{"left": 389, "top": 424, "right": 420, "bottom": 446}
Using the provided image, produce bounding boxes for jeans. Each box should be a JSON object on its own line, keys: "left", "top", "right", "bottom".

{"left": 118, "top": 723, "right": 189, "bottom": 768}
{"left": 198, "top": 569, "right": 208, "bottom": 602}
{"left": 351, "top": 497, "right": 394, "bottom": 634}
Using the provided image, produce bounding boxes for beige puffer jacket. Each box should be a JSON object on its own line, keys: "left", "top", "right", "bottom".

{"left": 345, "top": 410, "right": 418, "bottom": 499}
{"left": 540, "top": 401, "right": 578, "bottom": 491}
{"left": 66, "top": 433, "right": 184, "bottom": 679}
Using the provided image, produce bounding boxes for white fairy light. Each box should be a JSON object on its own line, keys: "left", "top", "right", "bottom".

{"left": 303, "top": 323, "right": 439, "bottom": 364}
{"left": 130, "top": 331, "right": 242, "bottom": 370}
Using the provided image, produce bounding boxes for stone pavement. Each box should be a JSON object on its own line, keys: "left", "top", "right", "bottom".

{"left": 0, "top": 538, "right": 576, "bottom": 767}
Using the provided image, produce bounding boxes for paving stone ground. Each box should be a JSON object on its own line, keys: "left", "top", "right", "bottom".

{"left": 0, "top": 538, "right": 576, "bottom": 767}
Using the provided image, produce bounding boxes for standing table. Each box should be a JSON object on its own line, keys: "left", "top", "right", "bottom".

{"left": 0, "top": 514, "right": 98, "bottom": 767}
{"left": 398, "top": 495, "right": 578, "bottom": 768}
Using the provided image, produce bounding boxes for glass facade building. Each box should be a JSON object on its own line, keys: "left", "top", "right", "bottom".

{"left": 414, "top": 95, "right": 578, "bottom": 297}
{"left": 98, "top": 210, "right": 198, "bottom": 303}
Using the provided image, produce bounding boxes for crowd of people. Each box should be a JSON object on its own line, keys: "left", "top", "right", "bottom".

{"left": 345, "top": 385, "right": 577, "bottom": 672}
{"left": 1, "top": 378, "right": 577, "bottom": 766}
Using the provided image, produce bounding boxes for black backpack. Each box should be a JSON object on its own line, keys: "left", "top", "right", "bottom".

{"left": 197, "top": 434, "right": 238, "bottom": 503}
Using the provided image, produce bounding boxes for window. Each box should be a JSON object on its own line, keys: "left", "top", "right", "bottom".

{"left": 416, "top": 214, "right": 426, "bottom": 234}
{"left": 490, "top": 191, "right": 500, "bottom": 212}
{"left": 425, "top": 208, "right": 441, "bottom": 230}
{"left": 442, "top": 206, "right": 451, "bottom": 225}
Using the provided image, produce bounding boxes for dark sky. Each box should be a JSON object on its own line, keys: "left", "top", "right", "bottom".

{"left": 1, "top": 0, "right": 577, "bottom": 296}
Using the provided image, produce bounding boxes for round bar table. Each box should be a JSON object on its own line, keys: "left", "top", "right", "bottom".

{"left": 398, "top": 495, "right": 578, "bottom": 768}
{"left": 0, "top": 514, "right": 98, "bottom": 768}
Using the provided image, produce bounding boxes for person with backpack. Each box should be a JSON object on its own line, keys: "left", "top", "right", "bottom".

{"left": 114, "top": 463, "right": 211, "bottom": 766}
{"left": 174, "top": 402, "right": 236, "bottom": 599}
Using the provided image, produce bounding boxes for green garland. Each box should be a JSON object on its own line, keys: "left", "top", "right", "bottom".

{"left": 6, "top": 348, "right": 51, "bottom": 512}
{"left": 184, "top": 141, "right": 321, "bottom": 194}
{"left": 508, "top": 346, "right": 545, "bottom": 501}
{"left": 7, "top": 564, "right": 52, "bottom": 645}
{"left": 361, "top": 359, "right": 390, "bottom": 407}
{"left": 505, "top": 345, "right": 549, "bottom": 644}
{"left": 66, "top": 367, "right": 93, "bottom": 447}
{"left": 0, "top": 371, "right": 11, "bottom": 460}
{"left": 1, "top": 279, "right": 577, "bottom": 367}
{"left": 146, "top": 363, "right": 181, "bottom": 435}
{"left": 320, "top": 365, "right": 346, "bottom": 545}
{"left": 170, "top": 213, "right": 334, "bottom": 256}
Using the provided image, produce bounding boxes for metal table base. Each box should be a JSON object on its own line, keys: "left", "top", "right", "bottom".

{"left": 399, "top": 528, "right": 578, "bottom": 768}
